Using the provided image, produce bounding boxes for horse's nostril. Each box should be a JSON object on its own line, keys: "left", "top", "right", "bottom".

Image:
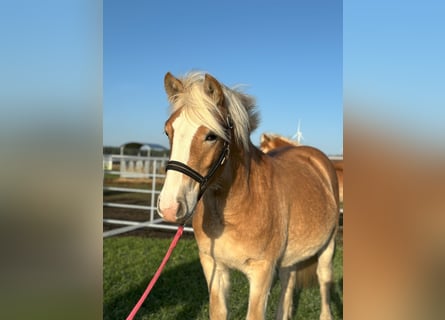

{"left": 176, "top": 201, "right": 185, "bottom": 218}
{"left": 158, "top": 201, "right": 180, "bottom": 223}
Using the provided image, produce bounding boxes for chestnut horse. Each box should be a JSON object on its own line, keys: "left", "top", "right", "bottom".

{"left": 157, "top": 72, "right": 339, "bottom": 320}
{"left": 260, "top": 133, "right": 343, "bottom": 204}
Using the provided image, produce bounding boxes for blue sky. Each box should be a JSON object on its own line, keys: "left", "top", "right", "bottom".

{"left": 104, "top": 0, "right": 343, "bottom": 155}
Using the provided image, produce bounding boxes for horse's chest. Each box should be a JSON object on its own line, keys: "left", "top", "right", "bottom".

{"left": 196, "top": 234, "right": 257, "bottom": 269}
{"left": 193, "top": 209, "right": 280, "bottom": 268}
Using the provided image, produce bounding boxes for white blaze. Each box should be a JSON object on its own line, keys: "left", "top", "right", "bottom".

{"left": 158, "top": 114, "right": 200, "bottom": 217}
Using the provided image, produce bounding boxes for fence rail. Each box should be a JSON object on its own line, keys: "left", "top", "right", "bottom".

{"left": 103, "top": 154, "right": 193, "bottom": 237}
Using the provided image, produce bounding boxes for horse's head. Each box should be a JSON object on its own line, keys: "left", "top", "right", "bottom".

{"left": 157, "top": 72, "right": 233, "bottom": 224}
{"left": 259, "top": 133, "right": 275, "bottom": 153}
{"left": 260, "top": 133, "right": 300, "bottom": 154}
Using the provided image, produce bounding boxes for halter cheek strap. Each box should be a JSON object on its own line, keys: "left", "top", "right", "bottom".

{"left": 165, "top": 116, "right": 232, "bottom": 200}
{"left": 166, "top": 143, "right": 229, "bottom": 200}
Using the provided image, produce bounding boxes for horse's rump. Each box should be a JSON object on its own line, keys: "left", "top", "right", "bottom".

{"left": 261, "top": 132, "right": 343, "bottom": 204}
{"left": 268, "top": 145, "right": 339, "bottom": 208}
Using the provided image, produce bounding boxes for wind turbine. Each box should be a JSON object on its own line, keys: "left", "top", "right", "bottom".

{"left": 292, "top": 119, "right": 304, "bottom": 144}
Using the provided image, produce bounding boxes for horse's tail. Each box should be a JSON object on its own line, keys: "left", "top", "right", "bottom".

{"left": 295, "top": 255, "right": 318, "bottom": 288}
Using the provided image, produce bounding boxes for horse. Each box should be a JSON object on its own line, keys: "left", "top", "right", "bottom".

{"left": 157, "top": 71, "right": 339, "bottom": 320}
{"left": 259, "top": 133, "right": 302, "bottom": 153}
{"left": 260, "top": 133, "right": 343, "bottom": 204}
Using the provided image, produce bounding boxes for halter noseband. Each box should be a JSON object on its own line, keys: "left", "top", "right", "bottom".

{"left": 165, "top": 116, "right": 233, "bottom": 200}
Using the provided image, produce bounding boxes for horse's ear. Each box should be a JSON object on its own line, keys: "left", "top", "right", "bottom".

{"left": 260, "top": 133, "right": 271, "bottom": 144}
{"left": 164, "top": 72, "right": 184, "bottom": 102}
{"left": 204, "top": 74, "right": 224, "bottom": 106}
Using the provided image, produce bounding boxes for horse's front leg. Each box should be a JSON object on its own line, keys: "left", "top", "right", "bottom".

{"left": 245, "top": 260, "right": 275, "bottom": 320}
{"left": 199, "top": 252, "right": 230, "bottom": 320}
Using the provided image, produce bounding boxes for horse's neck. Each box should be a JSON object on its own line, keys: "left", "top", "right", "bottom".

{"left": 220, "top": 143, "right": 264, "bottom": 198}
{"left": 195, "top": 143, "right": 266, "bottom": 236}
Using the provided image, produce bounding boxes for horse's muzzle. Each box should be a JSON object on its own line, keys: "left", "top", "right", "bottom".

{"left": 157, "top": 198, "right": 191, "bottom": 224}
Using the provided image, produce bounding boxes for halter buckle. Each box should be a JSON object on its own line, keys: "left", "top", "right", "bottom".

{"left": 220, "top": 145, "right": 230, "bottom": 165}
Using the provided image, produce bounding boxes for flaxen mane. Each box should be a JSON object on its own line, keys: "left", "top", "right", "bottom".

{"left": 169, "top": 71, "right": 260, "bottom": 153}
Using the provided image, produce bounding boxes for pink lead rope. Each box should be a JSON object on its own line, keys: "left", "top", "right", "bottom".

{"left": 126, "top": 225, "right": 185, "bottom": 320}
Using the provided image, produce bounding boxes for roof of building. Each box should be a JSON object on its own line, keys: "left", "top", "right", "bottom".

{"left": 120, "top": 142, "right": 168, "bottom": 151}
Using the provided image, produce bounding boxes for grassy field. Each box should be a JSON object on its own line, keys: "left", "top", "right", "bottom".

{"left": 104, "top": 236, "right": 343, "bottom": 319}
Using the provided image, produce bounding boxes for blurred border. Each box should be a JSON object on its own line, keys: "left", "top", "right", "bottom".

{"left": 0, "top": 1, "right": 102, "bottom": 319}
{"left": 344, "top": 1, "right": 445, "bottom": 319}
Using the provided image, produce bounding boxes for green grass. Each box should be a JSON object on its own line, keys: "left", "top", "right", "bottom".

{"left": 104, "top": 237, "right": 343, "bottom": 319}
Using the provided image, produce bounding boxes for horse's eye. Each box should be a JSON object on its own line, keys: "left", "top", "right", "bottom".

{"left": 164, "top": 130, "right": 169, "bottom": 138}
{"left": 205, "top": 133, "right": 217, "bottom": 141}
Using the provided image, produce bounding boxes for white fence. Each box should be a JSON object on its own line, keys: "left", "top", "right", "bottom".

{"left": 103, "top": 155, "right": 193, "bottom": 237}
